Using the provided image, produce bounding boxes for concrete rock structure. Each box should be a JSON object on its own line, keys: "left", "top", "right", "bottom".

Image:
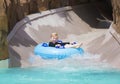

{"left": 7, "top": 4, "right": 114, "bottom": 68}
{"left": 0, "top": 0, "right": 120, "bottom": 68}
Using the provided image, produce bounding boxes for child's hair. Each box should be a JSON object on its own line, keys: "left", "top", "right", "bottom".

{"left": 51, "top": 32, "right": 58, "bottom": 37}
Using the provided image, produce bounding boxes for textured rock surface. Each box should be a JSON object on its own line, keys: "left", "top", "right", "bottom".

{"left": 7, "top": 4, "right": 110, "bottom": 67}
{"left": 3, "top": 0, "right": 105, "bottom": 33}
{"left": 112, "top": 0, "right": 120, "bottom": 33}
{"left": 1, "top": 0, "right": 120, "bottom": 68}
{"left": 0, "top": 0, "right": 8, "bottom": 60}
{"left": 86, "top": 24, "right": 120, "bottom": 69}
{"left": 1, "top": 0, "right": 109, "bottom": 60}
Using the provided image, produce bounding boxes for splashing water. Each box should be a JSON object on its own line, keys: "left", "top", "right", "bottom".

{"left": 0, "top": 52, "right": 120, "bottom": 84}
{"left": 28, "top": 52, "right": 109, "bottom": 69}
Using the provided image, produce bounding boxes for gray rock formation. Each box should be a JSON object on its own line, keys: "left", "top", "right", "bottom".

{"left": 112, "top": 0, "right": 120, "bottom": 33}
{"left": 1, "top": 0, "right": 120, "bottom": 69}
{"left": 7, "top": 4, "right": 112, "bottom": 68}
{"left": 86, "top": 24, "right": 120, "bottom": 69}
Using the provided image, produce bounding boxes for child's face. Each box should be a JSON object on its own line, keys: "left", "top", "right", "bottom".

{"left": 51, "top": 34, "right": 58, "bottom": 42}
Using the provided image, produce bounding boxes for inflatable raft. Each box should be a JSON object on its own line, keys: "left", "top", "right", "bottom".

{"left": 34, "top": 43, "right": 84, "bottom": 59}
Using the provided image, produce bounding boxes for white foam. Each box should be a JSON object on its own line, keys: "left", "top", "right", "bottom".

{"left": 28, "top": 52, "right": 109, "bottom": 70}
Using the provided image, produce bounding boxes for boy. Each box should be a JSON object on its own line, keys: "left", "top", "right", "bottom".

{"left": 49, "top": 32, "right": 83, "bottom": 48}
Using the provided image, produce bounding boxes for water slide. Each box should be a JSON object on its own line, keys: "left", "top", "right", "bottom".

{"left": 7, "top": 3, "right": 120, "bottom": 68}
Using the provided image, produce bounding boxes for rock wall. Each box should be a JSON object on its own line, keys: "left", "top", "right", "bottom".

{"left": 8, "top": 4, "right": 103, "bottom": 67}
{"left": 0, "top": 0, "right": 98, "bottom": 60}
{"left": 112, "top": 0, "right": 120, "bottom": 33}
{"left": 1, "top": 0, "right": 112, "bottom": 33}
{"left": 0, "top": 0, "right": 8, "bottom": 60}
{"left": 3, "top": 0, "right": 100, "bottom": 33}
{"left": 1, "top": 0, "right": 118, "bottom": 61}
{"left": 86, "top": 24, "right": 120, "bottom": 69}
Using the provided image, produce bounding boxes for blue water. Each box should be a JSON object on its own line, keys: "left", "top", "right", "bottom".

{"left": 0, "top": 53, "right": 120, "bottom": 84}
{"left": 0, "top": 67, "right": 120, "bottom": 84}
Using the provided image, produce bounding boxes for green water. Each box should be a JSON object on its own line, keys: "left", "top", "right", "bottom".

{"left": 0, "top": 67, "right": 120, "bottom": 84}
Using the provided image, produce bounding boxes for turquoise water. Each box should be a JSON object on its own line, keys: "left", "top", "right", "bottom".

{"left": 0, "top": 67, "right": 120, "bottom": 84}
{"left": 0, "top": 53, "right": 120, "bottom": 84}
